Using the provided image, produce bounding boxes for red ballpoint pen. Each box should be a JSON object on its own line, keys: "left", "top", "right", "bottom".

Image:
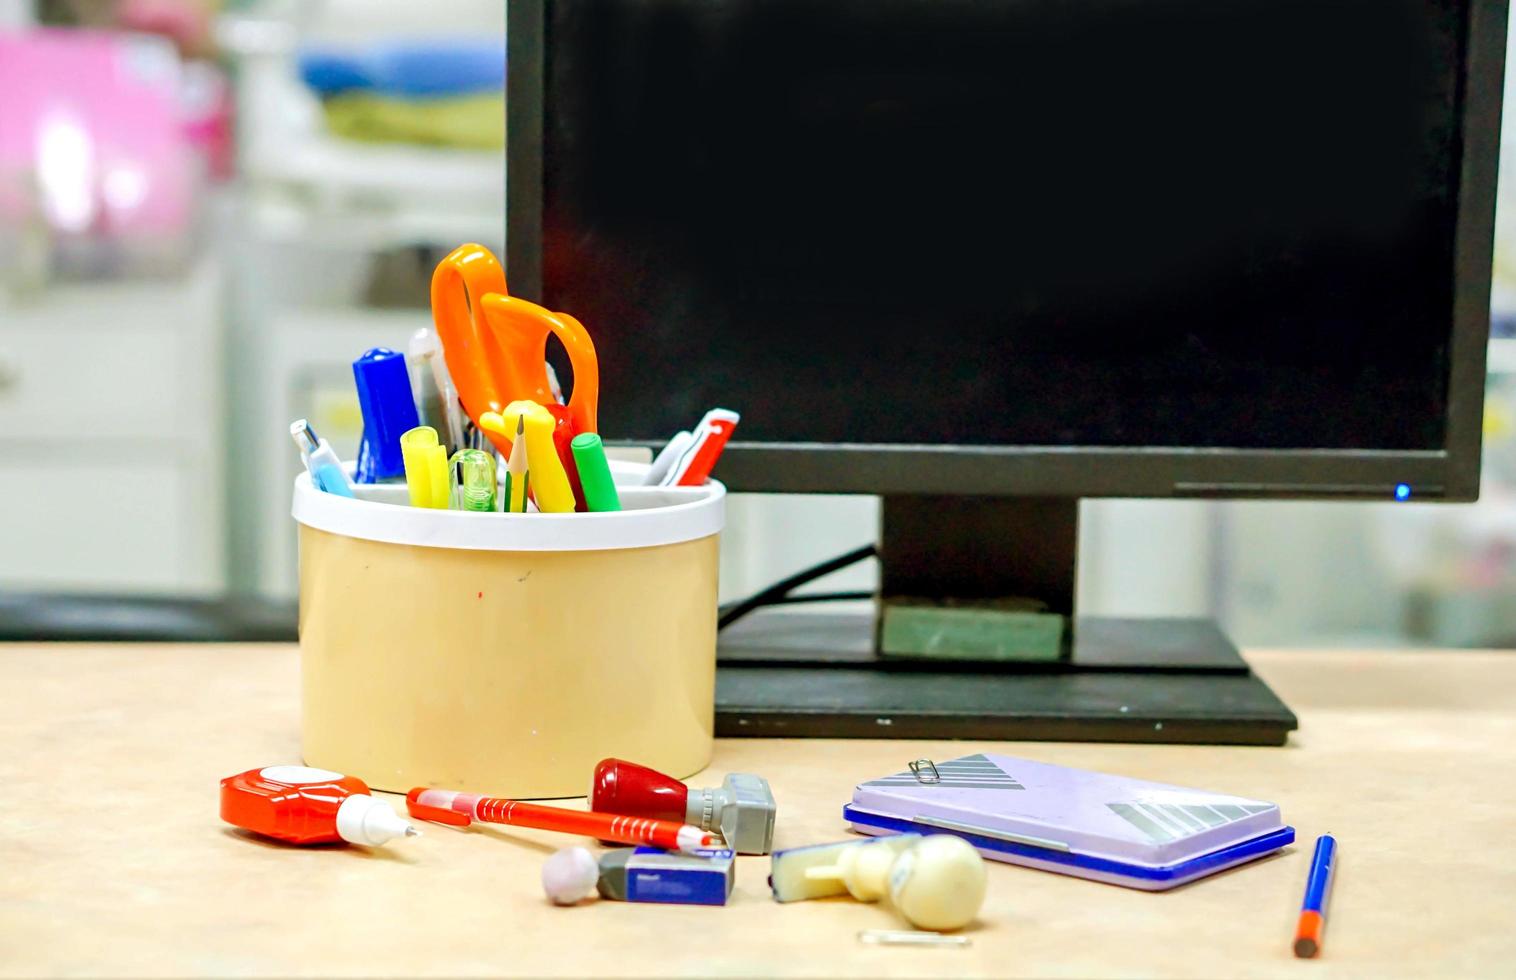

{"left": 665, "top": 408, "right": 740, "bottom": 486}
{"left": 405, "top": 787, "right": 721, "bottom": 854}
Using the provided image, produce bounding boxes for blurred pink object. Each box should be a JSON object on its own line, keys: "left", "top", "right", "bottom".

{"left": 0, "top": 29, "right": 198, "bottom": 248}
{"left": 180, "top": 60, "right": 235, "bottom": 181}
{"left": 117, "top": 0, "right": 214, "bottom": 55}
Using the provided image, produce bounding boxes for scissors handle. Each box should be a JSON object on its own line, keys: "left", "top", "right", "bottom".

{"left": 430, "top": 243, "right": 512, "bottom": 426}
{"left": 480, "top": 294, "right": 599, "bottom": 438}
{"left": 430, "top": 244, "right": 600, "bottom": 456}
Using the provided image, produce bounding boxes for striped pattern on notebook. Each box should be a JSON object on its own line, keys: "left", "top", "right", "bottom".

{"left": 862, "top": 753, "right": 1025, "bottom": 791}
{"left": 1107, "top": 800, "right": 1274, "bottom": 842}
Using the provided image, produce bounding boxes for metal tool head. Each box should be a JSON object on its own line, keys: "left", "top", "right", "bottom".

{"left": 694, "top": 772, "right": 776, "bottom": 855}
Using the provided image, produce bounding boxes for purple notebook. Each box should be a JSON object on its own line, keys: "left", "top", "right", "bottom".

{"left": 844, "top": 753, "right": 1294, "bottom": 890}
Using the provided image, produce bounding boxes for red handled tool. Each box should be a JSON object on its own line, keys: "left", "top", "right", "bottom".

{"left": 591, "top": 758, "right": 776, "bottom": 854}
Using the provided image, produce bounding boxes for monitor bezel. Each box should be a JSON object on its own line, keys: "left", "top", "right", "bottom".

{"left": 508, "top": 0, "right": 1506, "bottom": 501}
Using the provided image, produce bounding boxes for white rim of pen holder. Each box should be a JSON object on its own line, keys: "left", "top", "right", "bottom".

{"left": 291, "top": 459, "right": 725, "bottom": 552}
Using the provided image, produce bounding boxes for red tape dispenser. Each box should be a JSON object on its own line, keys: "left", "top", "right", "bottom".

{"left": 220, "top": 765, "right": 418, "bottom": 847}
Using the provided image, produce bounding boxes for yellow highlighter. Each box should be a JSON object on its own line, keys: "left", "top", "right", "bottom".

{"left": 400, "top": 425, "right": 451, "bottom": 508}
{"left": 479, "top": 400, "right": 576, "bottom": 513}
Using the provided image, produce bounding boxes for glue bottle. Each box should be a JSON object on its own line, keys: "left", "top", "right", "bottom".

{"left": 220, "top": 765, "right": 419, "bottom": 846}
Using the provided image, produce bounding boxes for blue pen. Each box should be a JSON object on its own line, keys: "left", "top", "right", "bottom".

{"left": 1293, "top": 834, "right": 1337, "bottom": 958}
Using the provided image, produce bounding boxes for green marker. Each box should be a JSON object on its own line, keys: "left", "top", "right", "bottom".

{"left": 450, "top": 449, "right": 497, "bottom": 512}
{"left": 570, "top": 433, "right": 622, "bottom": 512}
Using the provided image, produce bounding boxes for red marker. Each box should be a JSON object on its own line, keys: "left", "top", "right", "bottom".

{"left": 665, "top": 408, "right": 740, "bottom": 486}
{"left": 544, "top": 401, "right": 589, "bottom": 511}
{"left": 406, "top": 787, "right": 721, "bottom": 854}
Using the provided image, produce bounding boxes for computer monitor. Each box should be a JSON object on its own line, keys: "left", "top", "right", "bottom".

{"left": 507, "top": 0, "right": 1507, "bottom": 742}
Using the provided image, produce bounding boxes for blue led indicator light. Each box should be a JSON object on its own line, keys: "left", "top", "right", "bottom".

{"left": 1394, "top": 483, "right": 1412, "bottom": 501}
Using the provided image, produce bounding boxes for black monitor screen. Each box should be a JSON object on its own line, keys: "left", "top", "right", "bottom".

{"left": 538, "top": 0, "right": 1468, "bottom": 449}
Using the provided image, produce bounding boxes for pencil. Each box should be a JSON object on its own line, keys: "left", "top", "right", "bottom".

{"left": 503, "top": 415, "right": 530, "bottom": 512}
{"left": 1293, "top": 834, "right": 1337, "bottom": 958}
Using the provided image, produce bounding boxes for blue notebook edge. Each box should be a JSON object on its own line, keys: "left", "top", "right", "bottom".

{"left": 843, "top": 804, "right": 1295, "bottom": 887}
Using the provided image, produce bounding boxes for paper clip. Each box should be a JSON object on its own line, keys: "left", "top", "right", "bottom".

{"left": 909, "top": 759, "right": 941, "bottom": 784}
{"left": 858, "top": 930, "right": 970, "bottom": 948}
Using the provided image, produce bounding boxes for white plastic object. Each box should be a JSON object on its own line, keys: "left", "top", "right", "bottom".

{"left": 805, "top": 835, "right": 903, "bottom": 901}
{"left": 644, "top": 430, "right": 693, "bottom": 485}
{"left": 803, "top": 835, "right": 986, "bottom": 931}
{"left": 307, "top": 439, "right": 352, "bottom": 492}
{"left": 334, "top": 794, "right": 419, "bottom": 846}
{"left": 408, "top": 326, "right": 468, "bottom": 453}
{"left": 858, "top": 930, "right": 972, "bottom": 947}
{"left": 542, "top": 847, "right": 601, "bottom": 906}
{"left": 292, "top": 463, "right": 724, "bottom": 552}
{"left": 886, "top": 835, "right": 987, "bottom": 932}
{"left": 772, "top": 835, "right": 919, "bottom": 902}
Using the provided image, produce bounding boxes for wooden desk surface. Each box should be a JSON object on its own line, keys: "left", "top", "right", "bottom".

{"left": 3, "top": 644, "right": 1514, "bottom": 978}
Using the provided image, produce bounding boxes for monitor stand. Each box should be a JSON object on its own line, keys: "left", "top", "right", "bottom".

{"left": 716, "top": 495, "right": 1298, "bottom": 745}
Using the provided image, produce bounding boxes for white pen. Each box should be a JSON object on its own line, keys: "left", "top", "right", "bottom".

{"left": 662, "top": 409, "right": 740, "bottom": 486}
{"left": 645, "top": 429, "right": 694, "bottom": 485}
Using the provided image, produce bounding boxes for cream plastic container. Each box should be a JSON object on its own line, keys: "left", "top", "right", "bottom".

{"left": 291, "top": 462, "right": 724, "bottom": 798}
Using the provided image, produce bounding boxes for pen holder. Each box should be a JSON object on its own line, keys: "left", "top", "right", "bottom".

{"left": 291, "top": 463, "right": 724, "bottom": 798}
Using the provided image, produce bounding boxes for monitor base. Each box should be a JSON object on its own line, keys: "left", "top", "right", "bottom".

{"left": 717, "top": 609, "right": 1298, "bottom": 745}
{"left": 878, "top": 494, "right": 1078, "bottom": 663}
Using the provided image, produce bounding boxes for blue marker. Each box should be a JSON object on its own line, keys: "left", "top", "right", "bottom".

{"left": 352, "top": 348, "right": 420, "bottom": 483}
{"left": 1293, "top": 834, "right": 1337, "bottom": 958}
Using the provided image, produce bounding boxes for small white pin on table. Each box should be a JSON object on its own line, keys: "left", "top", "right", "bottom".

{"left": 2, "top": 644, "right": 1513, "bottom": 978}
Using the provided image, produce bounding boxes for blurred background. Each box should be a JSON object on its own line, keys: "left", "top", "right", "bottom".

{"left": 3, "top": 0, "right": 1515, "bottom": 648}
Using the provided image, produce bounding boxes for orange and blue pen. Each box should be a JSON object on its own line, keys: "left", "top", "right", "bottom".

{"left": 1293, "top": 834, "right": 1337, "bottom": 958}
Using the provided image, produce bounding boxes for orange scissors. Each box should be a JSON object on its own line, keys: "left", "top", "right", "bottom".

{"left": 430, "top": 243, "right": 599, "bottom": 456}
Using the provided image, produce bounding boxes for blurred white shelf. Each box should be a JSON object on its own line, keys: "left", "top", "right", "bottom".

{"left": 1489, "top": 336, "right": 1516, "bottom": 375}
{"left": 0, "top": 259, "right": 226, "bottom": 594}
{"left": 222, "top": 10, "right": 505, "bottom": 253}
{"left": 4, "top": 261, "right": 214, "bottom": 322}
{"left": 245, "top": 136, "right": 504, "bottom": 249}
{"left": 253, "top": 136, "right": 502, "bottom": 205}
{"left": 246, "top": 193, "right": 500, "bottom": 250}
